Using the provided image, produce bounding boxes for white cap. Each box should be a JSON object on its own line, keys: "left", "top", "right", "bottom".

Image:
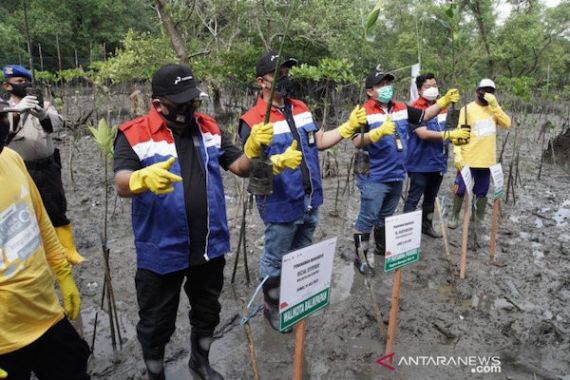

{"left": 477, "top": 78, "right": 496, "bottom": 90}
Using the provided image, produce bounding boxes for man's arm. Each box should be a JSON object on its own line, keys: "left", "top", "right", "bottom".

{"left": 221, "top": 131, "right": 250, "bottom": 177}
{"left": 316, "top": 128, "right": 343, "bottom": 150}
{"left": 113, "top": 131, "right": 143, "bottom": 197}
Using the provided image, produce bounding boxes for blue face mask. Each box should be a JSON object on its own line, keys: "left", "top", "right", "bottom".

{"left": 377, "top": 85, "right": 393, "bottom": 104}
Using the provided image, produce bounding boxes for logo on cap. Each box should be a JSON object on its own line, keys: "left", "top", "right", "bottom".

{"left": 375, "top": 71, "right": 382, "bottom": 77}
{"left": 270, "top": 55, "right": 279, "bottom": 61}
{"left": 174, "top": 75, "right": 193, "bottom": 85}
{"left": 5, "top": 67, "right": 13, "bottom": 75}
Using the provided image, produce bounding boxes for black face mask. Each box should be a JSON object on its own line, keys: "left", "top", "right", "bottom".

{"left": 275, "top": 75, "right": 292, "bottom": 98}
{"left": 8, "top": 82, "right": 32, "bottom": 98}
{"left": 0, "top": 115, "right": 10, "bottom": 154}
{"left": 163, "top": 102, "right": 197, "bottom": 125}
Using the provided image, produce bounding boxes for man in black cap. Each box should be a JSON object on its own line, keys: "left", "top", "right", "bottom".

{"left": 113, "top": 63, "right": 277, "bottom": 380}
{"left": 350, "top": 68, "right": 460, "bottom": 273}
{"left": 239, "top": 51, "right": 367, "bottom": 331}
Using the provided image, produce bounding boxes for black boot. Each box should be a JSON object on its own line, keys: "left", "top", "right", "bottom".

{"left": 189, "top": 331, "right": 224, "bottom": 380}
{"left": 373, "top": 227, "right": 385, "bottom": 256}
{"left": 353, "top": 233, "right": 370, "bottom": 274}
{"left": 142, "top": 346, "right": 166, "bottom": 380}
{"left": 262, "top": 277, "right": 292, "bottom": 333}
{"left": 422, "top": 210, "right": 442, "bottom": 238}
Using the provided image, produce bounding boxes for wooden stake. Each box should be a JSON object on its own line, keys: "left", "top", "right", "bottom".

{"left": 385, "top": 269, "right": 402, "bottom": 355}
{"left": 240, "top": 298, "right": 260, "bottom": 380}
{"left": 435, "top": 197, "right": 456, "bottom": 289}
{"left": 489, "top": 199, "right": 500, "bottom": 261}
{"left": 292, "top": 319, "right": 307, "bottom": 380}
{"left": 460, "top": 196, "right": 470, "bottom": 280}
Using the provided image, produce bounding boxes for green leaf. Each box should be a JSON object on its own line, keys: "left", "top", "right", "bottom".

{"left": 364, "top": 0, "right": 383, "bottom": 42}
{"left": 89, "top": 118, "right": 117, "bottom": 160}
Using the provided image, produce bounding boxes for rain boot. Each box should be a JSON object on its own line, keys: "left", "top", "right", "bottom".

{"left": 262, "top": 277, "right": 291, "bottom": 333}
{"left": 422, "top": 210, "right": 442, "bottom": 238}
{"left": 142, "top": 345, "right": 166, "bottom": 380}
{"left": 447, "top": 195, "right": 463, "bottom": 229}
{"left": 54, "top": 224, "right": 86, "bottom": 264}
{"left": 373, "top": 227, "right": 385, "bottom": 256}
{"left": 189, "top": 331, "right": 224, "bottom": 380}
{"left": 353, "top": 233, "right": 370, "bottom": 274}
{"left": 475, "top": 197, "right": 488, "bottom": 224}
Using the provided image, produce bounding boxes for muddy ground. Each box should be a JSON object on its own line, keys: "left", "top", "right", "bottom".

{"left": 53, "top": 107, "right": 570, "bottom": 380}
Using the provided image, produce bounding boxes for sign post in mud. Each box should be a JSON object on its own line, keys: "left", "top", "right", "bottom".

{"left": 279, "top": 238, "right": 336, "bottom": 380}
{"left": 460, "top": 165, "right": 474, "bottom": 279}
{"left": 489, "top": 164, "right": 504, "bottom": 262}
{"left": 384, "top": 211, "right": 422, "bottom": 355}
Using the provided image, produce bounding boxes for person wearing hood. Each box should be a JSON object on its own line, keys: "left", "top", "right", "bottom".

{"left": 448, "top": 78, "right": 511, "bottom": 229}
{"left": 2, "top": 64, "right": 85, "bottom": 266}
{"left": 404, "top": 73, "right": 470, "bottom": 237}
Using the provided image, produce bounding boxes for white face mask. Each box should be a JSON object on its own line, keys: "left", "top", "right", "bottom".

{"left": 422, "top": 87, "right": 439, "bottom": 101}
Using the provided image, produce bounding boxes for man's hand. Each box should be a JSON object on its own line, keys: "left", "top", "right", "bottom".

{"left": 0, "top": 368, "right": 7, "bottom": 379}
{"left": 244, "top": 122, "right": 273, "bottom": 159}
{"left": 129, "top": 157, "right": 182, "bottom": 195}
{"left": 436, "top": 89, "right": 460, "bottom": 109}
{"left": 56, "top": 272, "right": 81, "bottom": 320}
{"left": 30, "top": 104, "right": 49, "bottom": 120}
{"left": 270, "top": 140, "right": 303, "bottom": 175}
{"left": 443, "top": 128, "right": 470, "bottom": 142}
{"left": 369, "top": 117, "right": 396, "bottom": 143}
{"left": 483, "top": 93, "right": 499, "bottom": 108}
{"left": 338, "top": 105, "right": 367, "bottom": 139}
{"left": 14, "top": 95, "right": 39, "bottom": 112}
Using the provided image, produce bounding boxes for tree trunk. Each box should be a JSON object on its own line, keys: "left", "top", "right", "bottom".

{"left": 154, "top": 0, "right": 189, "bottom": 65}
{"left": 467, "top": 0, "right": 496, "bottom": 77}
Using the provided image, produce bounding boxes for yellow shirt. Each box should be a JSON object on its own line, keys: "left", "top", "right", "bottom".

{"left": 454, "top": 101, "right": 511, "bottom": 168}
{"left": 0, "top": 148, "right": 71, "bottom": 354}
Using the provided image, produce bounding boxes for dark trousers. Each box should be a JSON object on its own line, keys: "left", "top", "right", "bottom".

{"left": 135, "top": 257, "right": 225, "bottom": 359}
{"left": 25, "top": 149, "right": 70, "bottom": 227}
{"left": 453, "top": 168, "right": 491, "bottom": 198}
{"left": 0, "top": 318, "right": 90, "bottom": 380}
{"left": 403, "top": 172, "right": 444, "bottom": 213}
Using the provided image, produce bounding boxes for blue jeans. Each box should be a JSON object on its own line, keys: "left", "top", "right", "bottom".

{"left": 354, "top": 180, "right": 403, "bottom": 233}
{"left": 403, "top": 172, "right": 444, "bottom": 213}
{"left": 260, "top": 196, "right": 319, "bottom": 279}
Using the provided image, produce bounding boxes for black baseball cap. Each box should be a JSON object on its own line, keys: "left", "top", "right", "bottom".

{"left": 151, "top": 64, "right": 202, "bottom": 104}
{"left": 255, "top": 51, "right": 298, "bottom": 77}
{"left": 365, "top": 69, "right": 395, "bottom": 89}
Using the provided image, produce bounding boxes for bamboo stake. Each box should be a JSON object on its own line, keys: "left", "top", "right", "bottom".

{"left": 460, "top": 195, "right": 470, "bottom": 280}
{"left": 489, "top": 199, "right": 500, "bottom": 262}
{"left": 292, "top": 320, "right": 307, "bottom": 380}
{"left": 385, "top": 269, "right": 402, "bottom": 355}
{"left": 240, "top": 298, "right": 260, "bottom": 380}
{"left": 435, "top": 197, "right": 456, "bottom": 289}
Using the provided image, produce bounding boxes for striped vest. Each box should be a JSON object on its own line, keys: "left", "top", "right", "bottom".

{"left": 240, "top": 97, "right": 323, "bottom": 223}
{"left": 119, "top": 107, "right": 229, "bottom": 274}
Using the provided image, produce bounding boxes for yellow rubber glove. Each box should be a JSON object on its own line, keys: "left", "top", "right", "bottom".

{"left": 442, "top": 128, "right": 470, "bottom": 142}
{"left": 454, "top": 151, "right": 465, "bottom": 171}
{"left": 56, "top": 272, "right": 81, "bottom": 320}
{"left": 483, "top": 93, "right": 499, "bottom": 108}
{"left": 338, "top": 105, "right": 367, "bottom": 139}
{"left": 436, "top": 89, "right": 460, "bottom": 109}
{"left": 244, "top": 122, "right": 273, "bottom": 159}
{"left": 129, "top": 157, "right": 182, "bottom": 195}
{"left": 0, "top": 368, "right": 7, "bottom": 379}
{"left": 270, "top": 140, "right": 302, "bottom": 175}
{"left": 369, "top": 116, "right": 396, "bottom": 143}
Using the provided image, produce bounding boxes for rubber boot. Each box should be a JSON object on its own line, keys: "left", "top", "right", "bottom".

{"left": 189, "top": 331, "right": 224, "bottom": 380}
{"left": 142, "top": 346, "right": 166, "bottom": 380}
{"left": 475, "top": 197, "right": 488, "bottom": 224}
{"left": 373, "top": 227, "right": 385, "bottom": 256}
{"left": 353, "top": 233, "right": 370, "bottom": 274}
{"left": 54, "top": 224, "right": 86, "bottom": 264}
{"left": 447, "top": 195, "right": 464, "bottom": 229}
{"left": 422, "top": 210, "right": 441, "bottom": 238}
{"left": 262, "top": 277, "right": 292, "bottom": 333}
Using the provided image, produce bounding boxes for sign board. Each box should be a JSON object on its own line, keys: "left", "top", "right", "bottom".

{"left": 460, "top": 165, "right": 474, "bottom": 198}
{"left": 279, "top": 238, "right": 336, "bottom": 332}
{"left": 490, "top": 163, "right": 504, "bottom": 199}
{"left": 384, "top": 210, "right": 422, "bottom": 272}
